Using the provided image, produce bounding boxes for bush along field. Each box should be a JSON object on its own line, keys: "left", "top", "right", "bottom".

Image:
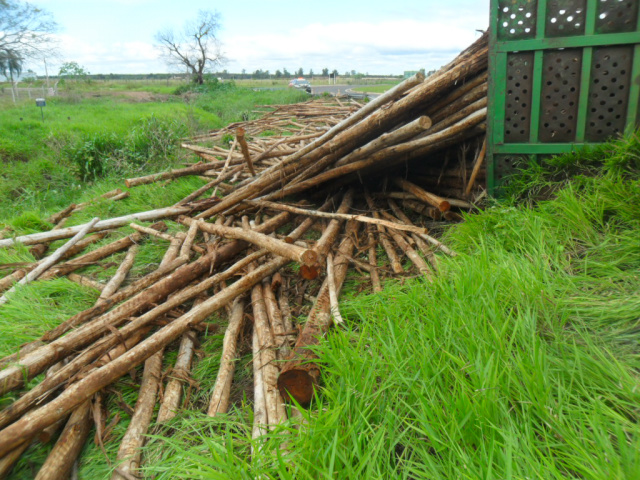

{"left": 0, "top": 81, "right": 638, "bottom": 477}
{"left": 132, "top": 135, "right": 637, "bottom": 479}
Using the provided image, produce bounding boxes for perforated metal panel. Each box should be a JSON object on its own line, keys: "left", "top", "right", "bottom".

{"left": 505, "top": 52, "right": 535, "bottom": 142}
{"left": 539, "top": 49, "right": 582, "bottom": 141}
{"left": 596, "top": 0, "right": 639, "bottom": 34}
{"left": 546, "top": 0, "right": 586, "bottom": 37}
{"left": 586, "top": 45, "right": 633, "bottom": 140}
{"left": 488, "top": 0, "right": 640, "bottom": 194}
{"left": 498, "top": 0, "right": 538, "bottom": 40}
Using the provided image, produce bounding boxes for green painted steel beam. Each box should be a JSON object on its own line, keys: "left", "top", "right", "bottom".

{"left": 626, "top": 15, "right": 640, "bottom": 130}
{"left": 486, "top": 0, "right": 501, "bottom": 195}
{"left": 493, "top": 143, "right": 600, "bottom": 154}
{"left": 496, "top": 31, "right": 640, "bottom": 53}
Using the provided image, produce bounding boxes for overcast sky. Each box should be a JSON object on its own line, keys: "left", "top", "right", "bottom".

{"left": 33, "top": 0, "right": 490, "bottom": 76}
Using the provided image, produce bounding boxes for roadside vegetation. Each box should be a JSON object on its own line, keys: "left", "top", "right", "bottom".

{"left": 1, "top": 77, "right": 638, "bottom": 478}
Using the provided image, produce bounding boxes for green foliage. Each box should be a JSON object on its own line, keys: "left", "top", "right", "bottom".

{"left": 64, "top": 114, "right": 188, "bottom": 180}
{"left": 58, "top": 61, "right": 90, "bottom": 84}
{"left": 174, "top": 76, "right": 235, "bottom": 95}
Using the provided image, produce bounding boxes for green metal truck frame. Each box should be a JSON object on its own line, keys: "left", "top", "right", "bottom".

{"left": 487, "top": 0, "right": 640, "bottom": 193}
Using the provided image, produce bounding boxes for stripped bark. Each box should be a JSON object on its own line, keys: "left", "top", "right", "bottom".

{"left": 366, "top": 225, "right": 383, "bottom": 293}
{"left": 35, "top": 400, "right": 93, "bottom": 480}
{"left": 195, "top": 221, "right": 318, "bottom": 266}
{"left": 207, "top": 298, "right": 245, "bottom": 416}
{"left": 111, "top": 349, "right": 164, "bottom": 480}
{"left": 157, "top": 330, "right": 196, "bottom": 422}
{"left": 97, "top": 244, "right": 138, "bottom": 303}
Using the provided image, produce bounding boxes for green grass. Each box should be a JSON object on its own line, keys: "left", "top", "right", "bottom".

{"left": 351, "top": 83, "right": 399, "bottom": 94}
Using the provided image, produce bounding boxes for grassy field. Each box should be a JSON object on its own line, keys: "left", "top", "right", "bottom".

{"left": 0, "top": 82, "right": 307, "bottom": 224}
{"left": 1, "top": 79, "right": 639, "bottom": 478}
{"left": 351, "top": 83, "right": 400, "bottom": 94}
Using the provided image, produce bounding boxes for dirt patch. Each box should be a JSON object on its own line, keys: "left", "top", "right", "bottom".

{"left": 84, "top": 91, "right": 172, "bottom": 103}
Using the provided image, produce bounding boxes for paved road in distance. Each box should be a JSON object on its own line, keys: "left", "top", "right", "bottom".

{"left": 310, "top": 85, "right": 380, "bottom": 98}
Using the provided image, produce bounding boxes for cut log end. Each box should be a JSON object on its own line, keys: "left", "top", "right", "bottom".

{"left": 277, "top": 369, "right": 316, "bottom": 407}
{"left": 300, "top": 265, "right": 319, "bottom": 280}
{"left": 300, "top": 250, "right": 319, "bottom": 266}
{"left": 439, "top": 201, "right": 451, "bottom": 212}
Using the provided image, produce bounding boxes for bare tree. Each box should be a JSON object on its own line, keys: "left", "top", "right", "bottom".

{"left": 155, "top": 10, "right": 225, "bottom": 85}
{"left": 0, "top": 0, "right": 58, "bottom": 79}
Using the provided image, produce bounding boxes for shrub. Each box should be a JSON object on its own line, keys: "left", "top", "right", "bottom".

{"left": 65, "top": 115, "right": 188, "bottom": 180}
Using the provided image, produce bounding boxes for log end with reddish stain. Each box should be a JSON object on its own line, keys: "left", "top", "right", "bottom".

{"left": 438, "top": 200, "right": 451, "bottom": 212}
{"left": 300, "top": 265, "right": 319, "bottom": 280}
{"left": 277, "top": 369, "right": 315, "bottom": 407}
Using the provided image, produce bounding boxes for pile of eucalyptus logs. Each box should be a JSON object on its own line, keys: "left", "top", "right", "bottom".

{"left": 0, "top": 32, "right": 488, "bottom": 478}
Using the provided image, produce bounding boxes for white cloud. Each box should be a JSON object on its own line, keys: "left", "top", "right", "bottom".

{"left": 36, "top": 17, "right": 483, "bottom": 75}
{"left": 224, "top": 19, "right": 483, "bottom": 74}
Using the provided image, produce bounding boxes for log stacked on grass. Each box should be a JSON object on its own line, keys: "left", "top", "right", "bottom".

{"left": 0, "top": 32, "right": 488, "bottom": 470}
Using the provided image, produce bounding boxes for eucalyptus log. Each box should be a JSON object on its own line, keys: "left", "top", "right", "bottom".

{"left": 0, "top": 202, "right": 216, "bottom": 248}
{"left": 207, "top": 298, "right": 245, "bottom": 416}
{"left": 67, "top": 273, "right": 104, "bottom": 291}
{"left": 326, "top": 254, "right": 344, "bottom": 324}
{"left": 278, "top": 221, "right": 359, "bottom": 406}
{"left": 0, "top": 218, "right": 100, "bottom": 306}
{"left": 175, "top": 164, "right": 243, "bottom": 206}
{"left": 0, "top": 256, "right": 292, "bottom": 457}
{"left": 334, "top": 115, "right": 432, "bottom": 167}
{"left": 393, "top": 178, "right": 450, "bottom": 212}
{"left": 195, "top": 221, "right": 318, "bottom": 266}
{"left": 97, "top": 244, "right": 138, "bottom": 302}
{"left": 0, "top": 251, "right": 267, "bottom": 431}
{"left": 466, "top": 136, "right": 487, "bottom": 196}
{"left": 366, "top": 225, "right": 383, "bottom": 293}
{"left": 124, "top": 162, "right": 224, "bottom": 188}
{"left": 42, "top": 254, "right": 185, "bottom": 344}
{"left": 251, "top": 328, "right": 267, "bottom": 442}
{"left": 363, "top": 191, "right": 404, "bottom": 275}
{"left": 250, "top": 269, "right": 283, "bottom": 428}
{"left": 236, "top": 127, "right": 256, "bottom": 176}
{"left": 157, "top": 331, "right": 196, "bottom": 422}
{"left": 262, "top": 278, "right": 289, "bottom": 357}
{"left": 38, "top": 228, "right": 156, "bottom": 280}
{"left": 111, "top": 349, "right": 164, "bottom": 480}
{"left": 194, "top": 71, "right": 429, "bottom": 219}
{"left": 34, "top": 400, "right": 93, "bottom": 480}
{"left": 245, "top": 198, "right": 428, "bottom": 237}
{"left": 379, "top": 211, "right": 432, "bottom": 277}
